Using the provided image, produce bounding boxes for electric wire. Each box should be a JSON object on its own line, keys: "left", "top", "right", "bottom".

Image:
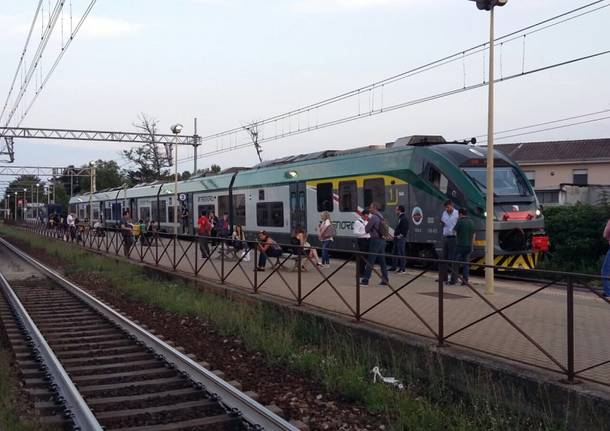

{"left": 16, "top": 0, "right": 98, "bottom": 127}
{"left": 180, "top": 49, "right": 610, "bottom": 162}
{"left": 0, "top": 1, "right": 44, "bottom": 125}
{"left": 186, "top": 0, "right": 609, "bottom": 150}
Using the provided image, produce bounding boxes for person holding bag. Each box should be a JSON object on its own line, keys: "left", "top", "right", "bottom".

{"left": 318, "top": 211, "right": 335, "bottom": 268}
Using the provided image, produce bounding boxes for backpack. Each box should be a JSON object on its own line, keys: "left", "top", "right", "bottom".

{"left": 377, "top": 217, "right": 393, "bottom": 241}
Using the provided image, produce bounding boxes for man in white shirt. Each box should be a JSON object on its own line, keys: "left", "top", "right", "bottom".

{"left": 66, "top": 212, "right": 76, "bottom": 242}
{"left": 354, "top": 209, "right": 370, "bottom": 276}
{"left": 440, "top": 200, "right": 459, "bottom": 284}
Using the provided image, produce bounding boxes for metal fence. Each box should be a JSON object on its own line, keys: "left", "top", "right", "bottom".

{"left": 9, "top": 220, "right": 610, "bottom": 388}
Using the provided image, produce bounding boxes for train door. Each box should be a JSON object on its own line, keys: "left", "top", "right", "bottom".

{"left": 289, "top": 182, "right": 307, "bottom": 231}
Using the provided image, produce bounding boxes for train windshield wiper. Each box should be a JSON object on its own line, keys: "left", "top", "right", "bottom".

{"left": 464, "top": 172, "right": 497, "bottom": 197}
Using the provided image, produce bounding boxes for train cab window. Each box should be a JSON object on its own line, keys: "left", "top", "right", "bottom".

{"left": 233, "top": 194, "right": 246, "bottom": 226}
{"left": 339, "top": 181, "right": 357, "bottom": 212}
{"left": 257, "top": 202, "right": 284, "bottom": 227}
{"left": 316, "top": 183, "right": 334, "bottom": 212}
{"left": 427, "top": 164, "right": 449, "bottom": 194}
{"left": 363, "top": 178, "right": 385, "bottom": 210}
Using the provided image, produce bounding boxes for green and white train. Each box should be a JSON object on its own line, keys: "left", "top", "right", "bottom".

{"left": 69, "top": 135, "right": 548, "bottom": 269}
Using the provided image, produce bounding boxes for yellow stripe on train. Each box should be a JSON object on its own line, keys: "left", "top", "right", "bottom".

{"left": 470, "top": 253, "right": 540, "bottom": 270}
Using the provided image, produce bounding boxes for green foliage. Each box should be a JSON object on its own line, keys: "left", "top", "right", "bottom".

{"left": 79, "top": 160, "right": 124, "bottom": 191}
{"left": 542, "top": 203, "right": 610, "bottom": 273}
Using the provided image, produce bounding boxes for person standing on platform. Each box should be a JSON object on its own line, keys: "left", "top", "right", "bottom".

{"left": 454, "top": 208, "right": 475, "bottom": 285}
{"left": 440, "top": 200, "right": 459, "bottom": 285}
{"left": 197, "top": 210, "right": 212, "bottom": 258}
{"left": 318, "top": 211, "right": 335, "bottom": 268}
{"left": 361, "top": 202, "right": 389, "bottom": 286}
{"left": 602, "top": 217, "right": 610, "bottom": 298}
{"left": 119, "top": 211, "right": 134, "bottom": 257}
{"left": 354, "top": 209, "right": 370, "bottom": 276}
{"left": 389, "top": 205, "right": 409, "bottom": 274}
{"left": 67, "top": 212, "right": 76, "bottom": 242}
{"left": 181, "top": 205, "right": 189, "bottom": 235}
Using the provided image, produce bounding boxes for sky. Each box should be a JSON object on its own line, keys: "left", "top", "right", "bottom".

{"left": 0, "top": 0, "right": 609, "bottom": 192}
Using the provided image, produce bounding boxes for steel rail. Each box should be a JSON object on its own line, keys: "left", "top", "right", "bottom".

{"left": 0, "top": 270, "right": 103, "bottom": 430}
{"left": 0, "top": 236, "right": 298, "bottom": 431}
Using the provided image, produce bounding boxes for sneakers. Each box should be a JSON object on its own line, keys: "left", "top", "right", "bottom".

{"left": 388, "top": 267, "right": 397, "bottom": 272}
{"left": 360, "top": 279, "right": 369, "bottom": 285}
{"left": 397, "top": 270, "right": 407, "bottom": 275}
{"left": 379, "top": 281, "right": 389, "bottom": 286}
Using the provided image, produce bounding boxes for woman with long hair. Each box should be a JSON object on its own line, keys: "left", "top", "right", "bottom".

{"left": 318, "top": 211, "right": 334, "bottom": 268}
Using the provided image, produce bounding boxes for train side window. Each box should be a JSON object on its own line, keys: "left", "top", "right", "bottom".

{"left": 218, "top": 195, "right": 230, "bottom": 217}
{"left": 338, "top": 180, "right": 357, "bottom": 212}
{"left": 104, "top": 207, "right": 111, "bottom": 220}
{"left": 233, "top": 194, "right": 246, "bottom": 226}
{"left": 363, "top": 178, "right": 385, "bottom": 210}
{"left": 257, "top": 202, "right": 284, "bottom": 227}
{"left": 139, "top": 207, "right": 151, "bottom": 221}
{"left": 259, "top": 190, "right": 265, "bottom": 201}
{"left": 290, "top": 192, "right": 297, "bottom": 209}
{"left": 316, "top": 183, "right": 334, "bottom": 212}
{"left": 197, "top": 205, "right": 215, "bottom": 218}
{"left": 298, "top": 191, "right": 305, "bottom": 209}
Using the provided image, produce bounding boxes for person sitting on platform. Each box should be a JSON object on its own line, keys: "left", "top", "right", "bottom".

{"left": 256, "top": 230, "right": 282, "bottom": 271}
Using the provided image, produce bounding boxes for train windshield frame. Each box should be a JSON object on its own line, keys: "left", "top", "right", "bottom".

{"left": 463, "top": 166, "right": 531, "bottom": 197}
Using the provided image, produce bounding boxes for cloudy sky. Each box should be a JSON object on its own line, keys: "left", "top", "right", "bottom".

{"left": 0, "top": 0, "right": 609, "bottom": 188}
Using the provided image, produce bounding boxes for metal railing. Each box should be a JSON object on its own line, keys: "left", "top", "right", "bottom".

{"left": 10, "top": 220, "right": 610, "bottom": 387}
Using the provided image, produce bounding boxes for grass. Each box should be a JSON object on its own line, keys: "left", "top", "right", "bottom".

{"left": 0, "top": 224, "right": 586, "bottom": 430}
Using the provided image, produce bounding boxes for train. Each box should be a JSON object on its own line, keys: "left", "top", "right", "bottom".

{"left": 69, "top": 135, "right": 549, "bottom": 269}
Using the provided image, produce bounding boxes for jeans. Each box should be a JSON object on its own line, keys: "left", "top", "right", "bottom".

{"left": 258, "top": 248, "right": 282, "bottom": 268}
{"left": 602, "top": 249, "right": 610, "bottom": 296}
{"left": 356, "top": 238, "right": 370, "bottom": 276}
{"left": 454, "top": 245, "right": 472, "bottom": 283}
{"left": 391, "top": 237, "right": 407, "bottom": 271}
{"left": 321, "top": 240, "right": 332, "bottom": 265}
{"left": 198, "top": 235, "right": 210, "bottom": 258}
{"left": 362, "top": 238, "right": 388, "bottom": 283}
{"left": 123, "top": 235, "right": 133, "bottom": 257}
{"left": 442, "top": 236, "right": 457, "bottom": 283}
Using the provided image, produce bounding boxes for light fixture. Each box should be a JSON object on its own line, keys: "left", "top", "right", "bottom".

{"left": 285, "top": 170, "right": 298, "bottom": 179}
{"left": 535, "top": 209, "right": 541, "bottom": 217}
{"left": 170, "top": 124, "right": 184, "bottom": 135}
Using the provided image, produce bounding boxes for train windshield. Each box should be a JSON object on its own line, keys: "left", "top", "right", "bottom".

{"left": 463, "top": 167, "right": 530, "bottom": 196}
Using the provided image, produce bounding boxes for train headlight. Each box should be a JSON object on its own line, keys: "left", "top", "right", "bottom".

{"left": 484, "top": 211, "right": 487, "bottom": 218}
{"left": 535, "top": 209, "right": 541, "bottom": 217}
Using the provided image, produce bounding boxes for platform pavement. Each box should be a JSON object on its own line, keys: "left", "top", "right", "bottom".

{"left": 21, "top": 229, "right": 610, "bottom": 388}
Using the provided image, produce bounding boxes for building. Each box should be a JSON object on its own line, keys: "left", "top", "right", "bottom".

{"left": 497, "top": 139, "right": 610, "bottom": 205}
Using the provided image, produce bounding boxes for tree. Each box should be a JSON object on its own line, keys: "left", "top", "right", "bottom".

{"left": 2, "top": 175, "right": 44, "bottom": 218}
{"left": 122, "top": 113, "right": 170, "bottom": 184}
{"left": 181, "top": 171, "right": 191, "bottom": 181}
{"left": 80, "top": 160, "right": 124, "bottom": 191}
{"left": 194, "top": 164, "right": 222, "bottom": 177}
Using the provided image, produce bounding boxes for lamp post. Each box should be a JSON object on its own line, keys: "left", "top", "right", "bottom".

{"left": 170, "top": 124, "right": 184, "bottom": 237}
{"left": 5, "top": 193, "right": 10, "bottom": 220}
{"left": 469, "top": 0, "right": 507, "bottom": 295}
{"left": 23, "top": 188, "right": 27, "bottom": 221}
{"left": 35, "top": 183, "right": 40, "bottom": 222}
{"left": 89, "top": 162, "right": 96, "bottom": 226}
{"left": 13, "top": 192, "right": 17, "bottom": 220}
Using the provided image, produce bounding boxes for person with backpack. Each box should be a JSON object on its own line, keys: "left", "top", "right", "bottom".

{"left": 361, "top": 202, "right": 390, "bottom": 286}
{"left": 602, "top": 217, "right": 610, "bottom": 298}
{"left": 197, "top": 209, "right": 212, "bottom": 258}
{"left": 318, "top": 211, "right": 335, "bottom": 268}
{"left": 256, "top": 231, "right": 282, "bottom": 271}
{"left": 389, "top": 205, "right": 409, "bottom": 274}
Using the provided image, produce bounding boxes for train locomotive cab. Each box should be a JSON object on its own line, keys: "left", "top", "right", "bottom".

{"left": 420, "top": 143, "right": 548, "bottom": 269}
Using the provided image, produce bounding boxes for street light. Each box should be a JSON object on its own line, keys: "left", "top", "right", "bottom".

{"left": 35, "top": 183, "right": 40, "bottom": 222}
{"left": 170, "top": 124, "right": 183, "bottom": 237}
{"left": 469, "top": 0, "right": 508, "bottom": 295}
{"left": 23, "top": 188, "right": 27, "bottom": 221}
{"left": 89, "top": 161, "right": 96, "bottom": 226}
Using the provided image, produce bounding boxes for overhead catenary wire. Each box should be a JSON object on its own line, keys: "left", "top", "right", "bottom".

{"left": 180, "top": 49, "right": 610, "bottom": 161}
{"left": 0, "top": 1, "right": 44, "bottom": 125}
{"left": 177, "top": 0, "right": 609, "bottom": 163}
{"left": 16, "top": 0, "right": 98, "bottom": 127}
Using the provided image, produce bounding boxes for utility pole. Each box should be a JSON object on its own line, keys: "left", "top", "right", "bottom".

{"left": 170, "top": 124, "right": 184, "bottom": 237}
{"left": 469, "top": 0, "right": 508, "bottom": 295}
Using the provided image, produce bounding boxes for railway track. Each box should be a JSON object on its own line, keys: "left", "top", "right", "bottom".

{"left": 0, "top": 237, "right": 298, "bottom": 431}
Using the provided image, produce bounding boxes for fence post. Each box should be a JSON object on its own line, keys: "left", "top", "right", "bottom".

{"left": 194, "top": 236, "right": 199, "bottom": 276}
{"left": 297, "top": 253, "right": 302, "bottom": 305}
{"left": 253, "top": 246, "right": 258, "bottom": 293}
{"left": 172, "top": 235, "right": 177, "bottom": 271}
{"left": 220, "top": 240, "right": 225, "bottom": 284}
{"left": 566, "top": 276, "right": 576, "bottom": 384}
{"left": 438, "top": 262, "right": 445, "bottom": 347}
{"left": 355, "top": 254, "right": 361, "bottom": 321}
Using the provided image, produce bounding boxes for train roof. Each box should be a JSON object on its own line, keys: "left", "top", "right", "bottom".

{"left": 69, "top": 135, "right": 518, "bottom": 204}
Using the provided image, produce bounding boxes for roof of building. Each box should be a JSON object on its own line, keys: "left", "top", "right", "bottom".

{"left": 496, "top": 138, "right": 610, "bottom": 163}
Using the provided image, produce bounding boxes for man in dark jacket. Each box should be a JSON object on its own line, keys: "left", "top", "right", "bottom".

{"left": 361, "top": 202, "right": 389, "bottom": 286}
{"left": 454, "top": 208, "right": 475, "bottom": 285}
{"left": 389, "top": 205, "right": 409, "bottom": 274}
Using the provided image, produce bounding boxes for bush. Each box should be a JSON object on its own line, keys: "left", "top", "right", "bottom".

{"left": 542, "top": 203, "right": 610, "bottom": 273}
